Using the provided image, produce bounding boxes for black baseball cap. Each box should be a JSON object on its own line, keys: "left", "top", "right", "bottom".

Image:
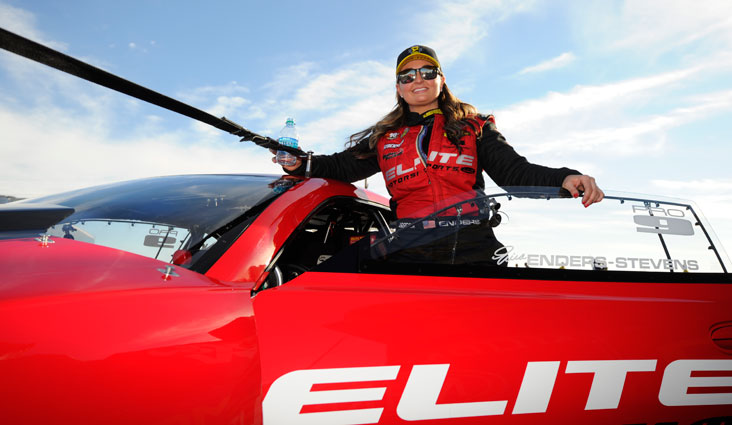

{"left": 396, "top": 45, "right": 441, "bottom": 74}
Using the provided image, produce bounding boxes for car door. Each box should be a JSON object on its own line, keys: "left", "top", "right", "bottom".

{"left": 253, "top": 189, "right": 732, "bottom": 425}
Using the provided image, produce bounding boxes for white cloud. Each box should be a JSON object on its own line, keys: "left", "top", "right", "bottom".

{"left": 209, "top": 60, "right": 399, "bottom": 152}
{"left": 518, "top": 52, "right": 576, "bottom": 75}
{"left": 652, "top": 178, "right": 732, "bottom": 193}
{"left": 0, "top": 103, "right": 279, "bottom": 198}
{"left": 612, "top": 1, "right": 732, "bottom": 50}
{"left": 178, "top": 81, "right": 250, "bottom": 104}
{"left": 288, "top": 61, "right": 393, "bottom": 112}
{"left": 572, "top": 0, "right": 732, "bottom": 57}
{"left": 296, "top": 91, "right": 396, "bottom": 153}
{"left": 418, "top": 0, "right": 538, "bottom": 64}
{"left": 0, "top": 3, "right": 65, "bottom": 50}
{"left": 650, "top": 178, "right": 732, "bottom": 256}
{"left": 262, "top": 62, "right": 317, "bottom": 102}
{"left": 0, "top": 9, "right": 281, "bottom": 198}
{"left": 509, "top": 89, "right": 732, "bottom": 156}
{"left": 496, "top": 66, "right": 702, "bottom": 131}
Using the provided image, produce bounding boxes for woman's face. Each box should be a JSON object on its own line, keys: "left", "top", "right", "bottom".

{"left": 396, "top": 59, "right": 444, "bottom": 114}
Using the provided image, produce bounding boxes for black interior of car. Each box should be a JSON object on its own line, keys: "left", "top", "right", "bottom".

{"left": 259, "top": 199, "right": 392, "bottom": 289}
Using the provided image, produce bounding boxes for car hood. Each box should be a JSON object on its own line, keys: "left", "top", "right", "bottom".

{"left": 0, "top": 236, "right": 244, "bottom": 301}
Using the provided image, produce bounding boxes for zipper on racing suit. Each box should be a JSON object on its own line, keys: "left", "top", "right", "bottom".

{"left": 415, "top": 125, "right": 440, "bottom": 215}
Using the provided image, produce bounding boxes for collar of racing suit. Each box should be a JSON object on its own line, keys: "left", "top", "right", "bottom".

{"left": 405, "top": 108, "right": 442, "bottom": 126}
{"left": 405, "top": 109, "right": 442, "bottom": 153}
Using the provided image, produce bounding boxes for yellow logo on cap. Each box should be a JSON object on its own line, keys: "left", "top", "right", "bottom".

{"left": 411, "top": 46, "right": 419, "bottom": 53}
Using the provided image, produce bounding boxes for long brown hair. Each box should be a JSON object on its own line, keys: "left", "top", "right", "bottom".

{"left": 347, "top": 82, "right": 483, "bottom": 153}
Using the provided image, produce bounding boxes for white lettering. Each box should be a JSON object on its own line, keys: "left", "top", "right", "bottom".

{"left": 688, "top": 259, "right": 699, "bottom": 271}
{"left": 659, "top": 359, "right": 732, "bottom": 406}
{"left": 491, "top": 251, "right": 701, "bottom": 271}
{"left": 262, "top": 366, "right": 400, "bottom": 425}
{"left": 437, "top": 152, "right": 458, "bottom": 163}
{"left": 456, "top": 154, "right": 475, "bottom": 166}
{"left": 396, "top": 163, "right": 414, "bottom": 176}
{"left": 396, "top": 364, "right": 507, "bottom": 420}
{"left": 264, "top": 359, "right": 732, "bottom": 421}
{"left": 383, "top": 141, "right": 404, "bottom": 149}
{"left": 565, "top": 360, "right": 657, "bottom": 410}
{"left": 512, "top": 361, "right": 560, "bottom": 414}
{"left": 631, "top": 205, "right": 686, "bottom": 218}
{"left": 491, "top": 245, "right": 526, "bottom": 266}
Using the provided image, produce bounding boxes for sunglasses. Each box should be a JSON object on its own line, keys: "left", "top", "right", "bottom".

{"left": 396, "top": 66, "right": 442, "bottom": 84}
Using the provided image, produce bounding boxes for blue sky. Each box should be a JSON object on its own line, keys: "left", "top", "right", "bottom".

{"left": 2, "top": 0, "right": 732, "bottom": 251}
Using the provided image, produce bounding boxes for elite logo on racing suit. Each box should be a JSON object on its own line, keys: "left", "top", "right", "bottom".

{"left": 384, "top": 151, "right": 475, "bottom": 183}
{"left": 376, "top": 113, "right": 485, "bottom": 217}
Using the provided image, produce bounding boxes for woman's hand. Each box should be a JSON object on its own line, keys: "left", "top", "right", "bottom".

{"left": 562, "top": 174, "right": 604, "bottom": 207}
{"left": 269, "top": 148, "right": 302, "bottom": 171}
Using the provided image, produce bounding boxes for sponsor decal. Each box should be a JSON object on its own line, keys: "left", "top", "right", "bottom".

{"left": 426, "top": 151, "right": 475, "bottom": 166}
{"left": 491, "top": 246, "right": 699, "bottom": 271}
{"left": 437, "top": 219, "right": 482, "bottom": 227}
{"left": 386, "top": 132, "right": 400, "bottom": 140}
{"left": 385, "top": 151, "right": 477, "bottom": 186}
{"left": 383, "top": 140, "right": 404, "bottom": 150}
{"left": 144, "top": 228, "right": 178, "bottom": 248}
{"left": 387, "top": 171, "right": 420, "bottom": 188}
{"left": 263, "top": 359, "right": 732, "bottom": 424}
{"left": 396, "top": 219, "right": 483, "bottom": 229}
{"left": 429, "top": 164, "right": 461, "bottom": 172}
{"left": 382, "top": 151, "right": 403, "bottom": 160}
{"left": 632, "top": 205, "right": 694, "bottom": 236}
{"left": 385, "top": 158, "right": 421, "bottom": 181}
{"left": 349, "top": 235, "right": 365, "bottom": 245}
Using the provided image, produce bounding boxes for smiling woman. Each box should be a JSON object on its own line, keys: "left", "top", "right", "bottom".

{"left": 274, "top": 44, "right": 604, "bottom": 265}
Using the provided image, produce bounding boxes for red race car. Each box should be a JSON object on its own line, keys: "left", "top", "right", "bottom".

{"left": 1, "top": 27, "right": 731, "bottom": 425}
{"left": 1, "top": 175, "right": 731, "bottom": 425}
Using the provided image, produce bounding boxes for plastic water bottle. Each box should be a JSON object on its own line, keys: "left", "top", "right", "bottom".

{"left": 277, "top": 117, "right": 299, "bottom": 167}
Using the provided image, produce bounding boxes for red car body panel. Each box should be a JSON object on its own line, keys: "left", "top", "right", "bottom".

{"left": 255, "top": 272, "right": 732, "bottom": 424}
{"left": 206, "top": 178, "right": 386, "bottom": 285}
{"left": 0, "top": 237, "right": 262, "bottom": 424}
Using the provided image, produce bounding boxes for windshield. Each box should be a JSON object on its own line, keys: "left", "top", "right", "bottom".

{"left": 24, "top": 174, "right": 295, "bottom": 268}
{"left": 350, "top": 187, "right": 731, "bottom": 275}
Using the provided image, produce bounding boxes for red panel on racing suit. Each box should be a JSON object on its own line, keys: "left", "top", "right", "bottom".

{"left": 376, "top": 111, "right": 486, "bottom": 218}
